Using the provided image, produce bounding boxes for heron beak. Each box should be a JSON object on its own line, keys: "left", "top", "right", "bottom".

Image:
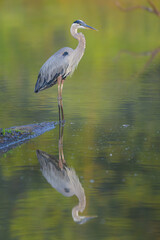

{"left": 84, "top": 23, "right": 97, "bottom": 31}
{"left": 77, "top": 215, "right": 98, "bottom": 224}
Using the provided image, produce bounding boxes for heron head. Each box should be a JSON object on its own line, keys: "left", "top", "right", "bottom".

{"left": 73, "top": 20, "right": 97, "bottom": 31}
{"left": 72, "top": 205, "right": 97, "bottom": 224}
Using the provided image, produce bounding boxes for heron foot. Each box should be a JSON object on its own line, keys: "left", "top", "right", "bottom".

{"left": 57, "top": 96, "right": 62, "bottom": 100}
{"left": 59, "top": 159, "right": 63, "bottom": 170}
{"left": 59, "top": 119, "right": 65, "bottom": 126}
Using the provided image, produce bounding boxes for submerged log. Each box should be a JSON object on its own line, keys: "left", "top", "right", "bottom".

{"left": 0, "top": 122, "right": 56, "bottom": 154}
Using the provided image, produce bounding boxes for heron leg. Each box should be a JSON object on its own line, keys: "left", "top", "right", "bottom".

{"left": 60, "top": 80, "right": 65, "bottom": 122}
{"left": 59, "top": 142, "right": 63, "bottom": 169}
{"left": 61, "top": 151, "right": 66, "bottom": 164}
{"left": 60, "top": 100, "right": 64, "bottom": 122}
{"left": 58, "top": 98, "right": 65, "bottom": 123}
{"left": 57, "top": 76, "right": 63, "bottom": 100}
{"left": 57, "top": 76, "right": 65, "bottom": 123}
{"left": 59, "top": 151, "right": 63, "bottom": 170}
{"left": 60, "top": 124, "right": 65, "bottom": 163}
{"left": 58, "top": 135, "right": 62, "bottom": 168}
{"left": 58, "top": 102, "right": 61, "bottom": 123}
{"left": 58, "top": 123, "right": 65, "bottom": 169}
{"left": 60, "top": 79, "right": 64, "bottom": 97}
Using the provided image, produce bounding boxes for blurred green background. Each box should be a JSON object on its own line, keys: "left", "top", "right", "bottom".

{"left": 0, "top": 0, "right": 160, "bottom": 240}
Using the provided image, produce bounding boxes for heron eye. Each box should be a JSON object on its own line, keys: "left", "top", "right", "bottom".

{"left": 64, "top": 188, "right": 70, "bottom": 193}
{"left": 62, "top": 52, "right": 68, "bottom": 57}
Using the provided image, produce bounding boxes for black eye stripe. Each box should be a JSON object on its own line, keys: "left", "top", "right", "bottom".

{"left": 73, "top": 20, "right": 83, "bottom": 25}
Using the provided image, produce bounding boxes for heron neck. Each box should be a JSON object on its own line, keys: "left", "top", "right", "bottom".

{"left": 75, "top": 32, "right": 86, "bottom": 53}
{"left": 70, "top": 25, "right": 86, "bottom": 61}
{"left": 72, "top": 187, "right": 86, "bottom": 222}
{"left": 72, "top": 193, "right": 86, "bottom": 222}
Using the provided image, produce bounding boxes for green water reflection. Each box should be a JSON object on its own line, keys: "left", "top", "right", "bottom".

{"left": 36, "top": 123, "right": 97, "bottom": 225}
{"left": 0, "top": 0, "right": 160, "bottom": 239}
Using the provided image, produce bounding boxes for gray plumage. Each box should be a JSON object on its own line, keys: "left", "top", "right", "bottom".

{"left": 34, "top": 20, "right": 96, "bottom": 94}
{"left": 36, "top": 149, "right": 97, "bottom": 224}
{"left": 36, "top": 149, "right": 83, "bottom": 198}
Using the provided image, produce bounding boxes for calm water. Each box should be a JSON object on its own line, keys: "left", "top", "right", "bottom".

{"left": 0, "top": 1, "right": 160, "bottom": 240}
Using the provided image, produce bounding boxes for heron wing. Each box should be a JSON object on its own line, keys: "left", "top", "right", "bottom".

{"left": 35, "top": 47, "right": 73, "bottom": 93}
{"left": 36, "top": 150, "right": 75, "bottom": 197}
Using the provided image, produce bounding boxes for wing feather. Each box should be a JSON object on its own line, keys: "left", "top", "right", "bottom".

{"left": 35, "top": 47, "right": 73, "bottom": 93}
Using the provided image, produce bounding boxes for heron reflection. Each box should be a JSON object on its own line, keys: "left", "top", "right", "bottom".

{"left": 36, "top": 123, "right": 96, "bottom": 224}
{"left": 58, "top": 98, "right": 64, "bottom": 123}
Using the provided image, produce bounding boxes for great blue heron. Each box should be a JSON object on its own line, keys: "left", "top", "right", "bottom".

{"left": 36, "top": 123, "right": 97, "bottom": 224}
{"left": 34, "top": 20, "right": 96, "bottom": 99}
